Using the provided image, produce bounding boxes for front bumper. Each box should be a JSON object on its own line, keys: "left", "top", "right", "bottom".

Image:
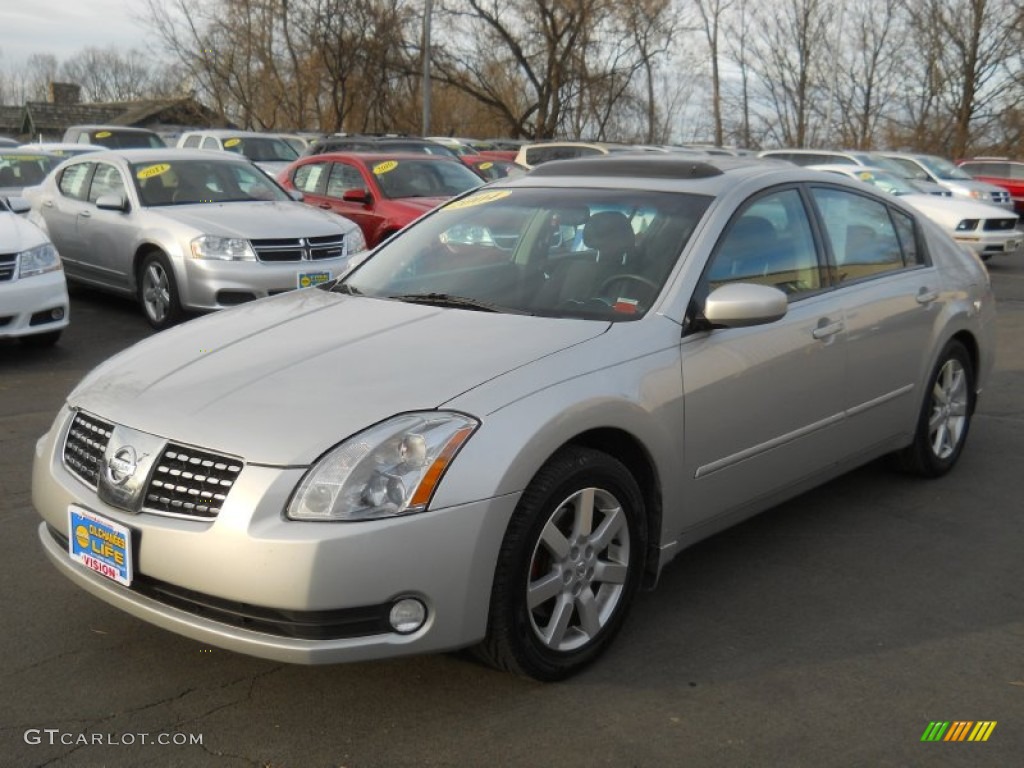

{"left": 0, "top": 270, "right": 69, "bottom": 339}
{"left": 954, "top": 230, "right": 1022, "bottom": 258}
{"left": 179, "top": 255, "right": 351, "bottom": 313}
{"left": 32, "top": 407, "right": 518, "bottom": 664}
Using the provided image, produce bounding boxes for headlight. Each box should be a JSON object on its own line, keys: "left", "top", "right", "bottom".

{"left": 190, "top": 235, "right": 256, "bottom": 261}
{"left": 18, "top": 242, "right": 61, "bottom": 278}
{"left": 346, "top": 226, "right": 367, "bottom": 255}
{"left": 955, "top": 219, "right": 979, "bottom": 232}
{"left": 287, "top": 412, "right": 478, "bottom": 521}
{"left": 967, "top": 189, "right": 989, "bottom": 202}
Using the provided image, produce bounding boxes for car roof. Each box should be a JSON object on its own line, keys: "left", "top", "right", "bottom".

{"left": 65, "top": 148, "right": 256, "bottom": 164}
{"left": 302, "top": 151, "right": 463, "bottom": 163}
{"left": 183, "top": 129, "right": 282, "bottom": 138}
{"left": 500, "top": 154, "right": 818, "bottom": 196}
{"left": 66, "top": 124, "right": 160, "bottom": 133}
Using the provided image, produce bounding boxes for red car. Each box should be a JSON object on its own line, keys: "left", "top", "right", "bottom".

{"left": 277, "top": 152, "right": 483, "bottom": 247}
{"left": 957, "top": 158, "right": 1024, "bottom": 215}
{"left": 461, "top": 155, "right": 529, "bottom": 181}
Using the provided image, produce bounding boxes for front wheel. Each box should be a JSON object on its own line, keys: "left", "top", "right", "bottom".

{"left": 894, "top": 340, "right": 975, "bottom": 477}
{"left": 476, "top": 446, "right": 647, "bottom": 681}
{"left": 138, "top": 251, "right": 183, "bottom": 330}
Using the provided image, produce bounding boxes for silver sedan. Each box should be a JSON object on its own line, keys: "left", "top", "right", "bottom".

{"left": 32, "top": 156, "right": 995, "bottom": 680}
{"left": 25, "top": 149, "right": 366, "bottom": 329}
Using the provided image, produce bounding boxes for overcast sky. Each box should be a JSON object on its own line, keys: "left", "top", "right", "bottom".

{"left": 0, "top": 0, "right": 162, "bottom": 67}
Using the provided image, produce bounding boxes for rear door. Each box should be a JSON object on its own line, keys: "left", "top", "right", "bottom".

{"left": 808, "top": 185, "right": 941, "bottom": 446}
{"left": 40, "top": 161, "right": 94, "bottom": 276}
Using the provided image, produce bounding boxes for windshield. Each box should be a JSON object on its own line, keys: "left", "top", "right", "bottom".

{"left": 131, "top": 158, "right": 291, "bottom": 206}
{"left": 222, "top": 136, "right": 299, "bottom": 162}
{"left": 0, "top": 153, "right": 57, "bottom": 187}
{"left": 371, "top": 158, "right": 483, "bottom": 199}
{"left": 337, "top": 187, "right": 711, "bottom": 320}
{"left": 91, "top": 130, "right": 166, "bottom": 149}
{"left": 917, "top": 155, "right": 973, "bottom": 181}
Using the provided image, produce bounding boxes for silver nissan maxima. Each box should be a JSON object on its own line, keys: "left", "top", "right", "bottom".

{"left": 32, "top": 155, "right": 995, "bottom": 680}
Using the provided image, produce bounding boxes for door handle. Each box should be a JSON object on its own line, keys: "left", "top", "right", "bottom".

{"left": 43, "top": 200, "right": 54, "bottom": 207}
{"left": 916, "top": 288, "right": 938, "bottom": 304}
{"left": 79, "top": 211, "right": 91, "bottom": 218}
{"left": 318, "top": 203, "right": 332, "bottom": 210}
{"left": 812, "top": 320, "right": 843, "bottom": 340}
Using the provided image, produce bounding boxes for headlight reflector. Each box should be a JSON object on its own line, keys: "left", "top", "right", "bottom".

{"left": 346, "top": 226, "right": 367, "bottom": 255}
{"left": 287, "top": 412, "right": 478, "bottom": 521}
{"left": 190, "top": 235, "right": 257, "bottom": 261}
{"left": 18, "top": 242, "right": 61, "bottom": 278}
{"left": 955, "top": 219, "right": 979, "bottom": 232}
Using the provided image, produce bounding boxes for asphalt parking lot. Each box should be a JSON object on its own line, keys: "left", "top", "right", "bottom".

{"left": 2, "top": 260, "right": 1022, "bottom": 768}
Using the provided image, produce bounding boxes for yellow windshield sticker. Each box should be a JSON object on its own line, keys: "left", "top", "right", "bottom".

{"left": 373, "top": 160, "right": 398, "bottom": 175}
{"left": 94, "top": 131, "right": 112, "bottom": 139}
{"left": 443, "top": 190, "right": 511, "bottom": 211}
{"left": 136, "top": 163, "right": 171, "bottom": 180}
{"left": 224, "top": 138, "right": 242, "bottom": 147}
{"left": 478, "top": 161, "right": 494, "bottom": 170}
{"left": 857, "top": 171, "right": 873, "bottom": 180}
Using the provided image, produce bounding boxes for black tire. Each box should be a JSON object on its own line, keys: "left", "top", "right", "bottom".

{"left": 138, "top": 251, "right": 183, "bottom": 330}
{"left": 19, "top": 330, "right": 61, "bottom": 347}
{"left": 475, "top": 446, "right": 647, "bottom": 681}
{"left": 894, "top": 340, "right": 975, "bottom": 477}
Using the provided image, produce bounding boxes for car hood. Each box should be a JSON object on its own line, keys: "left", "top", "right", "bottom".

{"left": 899, "top": 194, "right": 1017, "bottom": 225}
{"left": 153, "top": 200, "right": 356, "bottom": 238}
{"left": 68, "top": 289, "right": 608, "bottom": 465}
{"left": 0, "top": 209, "right": 48, "bottom": 251}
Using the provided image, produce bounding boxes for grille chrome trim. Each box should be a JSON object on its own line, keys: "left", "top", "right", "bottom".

{"left": 0, "top": 253, "right": 16, "bottom": 282}
{"left": 983, "top": 218, "right": 1017, "bottom": 232}
{"left": 62, "top": 411, "right": 115, "bottom": 489}
{"left": 143, "top": 443, "right": 243, "bottom": 520}
{"left": 251, "top": 235, "right": 346, "bottom": 263}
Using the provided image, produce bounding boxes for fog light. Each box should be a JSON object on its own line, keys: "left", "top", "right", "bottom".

{"left": 389, "top": 598, "right": 427, "bottom": 634}
{"left": 51, "top": 307, "right": 65, "bottom": 320}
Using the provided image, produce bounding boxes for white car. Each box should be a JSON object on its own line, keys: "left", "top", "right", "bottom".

{"left": 0, "top": 196, "right": 69, "bottom": 346}
{"left": 809, "top": 165, "right": 1021, "bottom": 261}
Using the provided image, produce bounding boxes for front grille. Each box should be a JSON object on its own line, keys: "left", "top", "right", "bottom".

{"left": 63, "top": 411, "right": 115, "bottom": 488}
{"left": 983, "top": 218, "right": 1017, "bottom": 231}
{"left": 251, "top": 235, "right": 346, "bottom": 263}
{"left": 990, "top": 190, "right": 1011, "bottom": 205}
{"left": 0, "top": 253, "right": 16, "bottom": 282}
{"left": 143, "top": 443, "right": 243, "bottom": 519}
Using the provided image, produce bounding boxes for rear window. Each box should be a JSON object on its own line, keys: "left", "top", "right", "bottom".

{"left": 90, "top": 130, "right": 166, "bottom": 149}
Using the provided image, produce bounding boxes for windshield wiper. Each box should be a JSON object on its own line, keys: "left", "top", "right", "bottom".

{"left": 386, "top": 292, "right": 530, "bottom": 314}
{"left": 331, "top": 282, "right": 362, "bottom": 295}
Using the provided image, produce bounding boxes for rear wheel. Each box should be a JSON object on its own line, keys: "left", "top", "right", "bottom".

{"left": 138, "top": 251, "right": 183, "bottom": 330}
{"left": 895, "top": 340, "right": 975, "bottom": 476}
{"left": 476, "top": 446, "right": 646, "bottom": 680}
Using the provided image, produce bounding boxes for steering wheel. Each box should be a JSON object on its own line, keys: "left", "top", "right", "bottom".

{"left": 599, "top": 273, "right": 660, "bottom": 296}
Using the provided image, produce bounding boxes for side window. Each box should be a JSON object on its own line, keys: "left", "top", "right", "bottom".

{"left": 326, "top": 163, "right": 363, "bottom": 197}
{"left": 57, "top": 163, "right": 92, "bottom": 200}
{"left": 182, "top": 135, "right": 202, "bottom": 149}
{"left": 201, "top": 136, "right": 219, "bottom": 150}
{"left": 890, "top": 208, "right": 924, "bottom": 266}
{"left": 88, "top": 163, "right": 126, "bottom": 203}
{"left": 705, "top": 188, "right": 822, "bottom": 296}
{"left": 293, "top": 162, "right": 328, "bottom": 194}
{"left": 811, "top": 187, "right": 907, "bottom": 281}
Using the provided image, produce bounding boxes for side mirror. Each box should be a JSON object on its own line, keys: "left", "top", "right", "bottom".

{"left": 703, "top": 283, "right": 788, "bottom": 328}
{"left": 342, "top": 188, "right": 372, "bottom": 204}
{"left": 96, "top": 194, "right": 129, "bottom": 212}
{"left": 5, "top": 195, "right": 31, "bottom": 214}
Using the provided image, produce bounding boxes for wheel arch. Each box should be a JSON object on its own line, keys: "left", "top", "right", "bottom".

{"left": 548, "top": 427, "right": 663, "bottom": 588}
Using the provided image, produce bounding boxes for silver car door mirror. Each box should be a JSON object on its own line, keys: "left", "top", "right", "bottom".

{"left": 703, "top": 283, "right": 788, "bottom": 328}
{"left": 95, "top": 194, "right": 128, "bottom": 212}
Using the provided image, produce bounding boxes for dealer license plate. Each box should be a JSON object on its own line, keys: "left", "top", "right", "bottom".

{"left": 1004, "top": 237, "right": 1021, "bottom": 252}
{"left": 67, "top": 506, "right": 133, "bottom": 586}
{"left": 298, "top": 271, "right": 331, "bottom": 289}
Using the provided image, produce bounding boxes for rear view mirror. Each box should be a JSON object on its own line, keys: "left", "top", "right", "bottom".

{"left": 5, "top": 195, "right": 31, "bottom": 214}
{"left": 342, "top": 188, "right": 372, "bottom": 204}
{"left": 96, "top": 194, "right": 129, "bottom": 212}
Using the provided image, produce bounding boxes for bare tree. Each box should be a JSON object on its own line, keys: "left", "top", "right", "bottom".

{"left": 694, "top": 0, "right": 736, "bottom": 146}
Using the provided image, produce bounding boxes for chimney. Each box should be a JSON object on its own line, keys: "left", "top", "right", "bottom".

{"left": 49, "top": 82, "right": 82, "bottom": 105}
